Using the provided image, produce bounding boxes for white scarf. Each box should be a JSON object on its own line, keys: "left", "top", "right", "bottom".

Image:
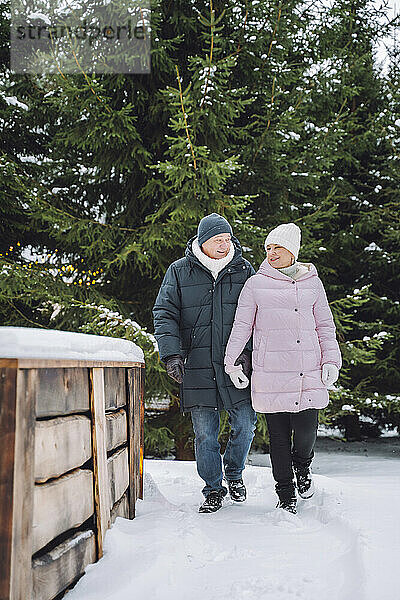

{"left": 192, "top": 238, "right": 235, "bottom": 280}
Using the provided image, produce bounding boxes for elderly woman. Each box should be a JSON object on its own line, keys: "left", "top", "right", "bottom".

{"left": 224, "top": 223, "right": 341, "bottom": 513}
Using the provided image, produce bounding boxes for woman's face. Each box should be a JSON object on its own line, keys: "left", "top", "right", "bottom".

{"left": 266, "top": 244, "right": 294, "bottom": 268}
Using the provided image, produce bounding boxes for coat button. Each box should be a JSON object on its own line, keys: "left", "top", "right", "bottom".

{"left": 297, "top": 340, "right": 300, "bottom": 343}
{"left": 300, "top": 372, "right": 303, "bottom": 376}
{"left": 295, "top": 401, "right": 299, "bottom": 405}
{"left": 308, "top": 399, "right": 312, "bottom": 402}
{"left": 294, "top": 308, "right": 298, "bottom": 312}
{"left": 292, "top": 281, "right": 295, "bottom": 284}
{"left": 243, "top": 265, "right": 246, "bottom": 269}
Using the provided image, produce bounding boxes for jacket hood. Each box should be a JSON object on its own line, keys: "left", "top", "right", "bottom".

{"left": 185, "top": 234, "right": 245, "bottom": 266}
{"left": 257, "top": 257, "right": 318, "bottom": 281}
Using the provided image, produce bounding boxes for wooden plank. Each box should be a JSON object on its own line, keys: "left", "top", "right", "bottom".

{"left": 106, "top": 409, "right": 127, "bottom": 452}
{"left": 16, "top": 359, "right": 145, "bottom": 369}
{"left": 35, "top": 415, "right": 92, "bottom": 483}
{"left": 126, "top": 367, "right": 145, "bottom": 515}
{"left": 35, "top": 368, "right": 90, "bottom": 418}
{"left": 104, "top": 368, "right": 127, "bottom": 410}
{"left": 126, "top": 369, "right": 136, "bottom": 519}
{"left": 138, "top": 368, "right": 145, "bottom": 500}
{"left": 32, "top": 469, "right": 94, "bottom": 554}
{"left": 133, "top": 367, "right": 145, "bottom": 501}
{"left": 90, "top": 368, "right": 111, "bottom": 560}
{"left": 0, "top": 367, "right": 17, "bottom": 600}
{"left": 0, "top": 359, "right": 18, "bottom": 368}
{"left": 107, "top": 448, "right": 129, "bottom": 507}
{"left": 32, "top": 529, "right": 96, "bottom": 600}
{"left": 10, "top": 369, "right": 36, "bottom": 600}
{"left": 110, "top": 492, "right": 129, "bottom": 525}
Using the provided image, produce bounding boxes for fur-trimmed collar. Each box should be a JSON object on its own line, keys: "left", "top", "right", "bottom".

{"left": 258, "top": 258, "right": 316, "bottom": 281}
{"left": 278, "top": 261, "right": 310, "bottom": 280}
{"left": 192, "top": 237, "right": 235, "bottom": 280}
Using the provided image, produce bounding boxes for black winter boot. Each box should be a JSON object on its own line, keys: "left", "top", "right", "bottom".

{"left": 276, "top": 483, "right": 297, "bottom": 514}
{"left": 227, "top": 478, "right": 247, "bottom": 502}
{"left": 294, "top": 465, "right": 315, "bottom": 499}
{"left": 199, "top": 488, "right": 228, "bottom": 513}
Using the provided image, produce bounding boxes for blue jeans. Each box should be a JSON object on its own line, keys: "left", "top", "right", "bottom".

{"left": 190, "top": 403, "right": 257, "bottom": 496}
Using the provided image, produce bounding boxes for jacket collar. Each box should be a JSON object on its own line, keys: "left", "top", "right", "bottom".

{"left": 191, "top": 238, "right": 235, "bottom": 278}
{"left": 257, "top": 257, "right": 317, "bottom": 281}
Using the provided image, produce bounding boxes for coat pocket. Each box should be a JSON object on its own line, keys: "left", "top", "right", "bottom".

{"left": 255, "top": 336, "right": 267, "bottom": 367}
{"left": 312, "top": 333, "right": 322, "bottom": 364}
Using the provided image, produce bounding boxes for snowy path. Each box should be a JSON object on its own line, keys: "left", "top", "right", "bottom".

{"left": 66, "top": 455, "right": 400, "bottom": 600}
{"left": 66, "top": 454, "right": 400, "bottom": 600}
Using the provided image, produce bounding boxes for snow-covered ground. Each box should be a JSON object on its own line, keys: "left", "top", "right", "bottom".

{"left": 66, "top": 448, "right": 400, "bottom": 600}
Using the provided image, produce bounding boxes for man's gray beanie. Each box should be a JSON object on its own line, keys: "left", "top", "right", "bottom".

{"left": 197, "top": 213, "right": 233, "bottom": 246}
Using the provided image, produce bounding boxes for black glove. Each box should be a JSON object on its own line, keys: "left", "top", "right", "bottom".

{"left": 234, "top": 350, "right": 252, "bottom": 378}
{"left": 165, "top": 355, "right": 185, "bottom": 384}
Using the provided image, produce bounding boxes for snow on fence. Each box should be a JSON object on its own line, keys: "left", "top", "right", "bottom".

{"left": 0, "top": 328, "right": 145, "bottom": 600}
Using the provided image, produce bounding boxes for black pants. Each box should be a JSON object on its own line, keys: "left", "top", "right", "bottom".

{"left": 266, "top": 409, "right": 319, "bottom": 488}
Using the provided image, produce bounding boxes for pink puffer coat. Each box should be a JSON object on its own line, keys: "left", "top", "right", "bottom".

{"left": 224, "top": 259, "right": 342, "bottom": 413}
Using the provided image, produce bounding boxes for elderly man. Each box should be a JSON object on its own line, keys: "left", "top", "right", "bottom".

{"left": 153, "top": 213, "right": 257, "bottom": 513}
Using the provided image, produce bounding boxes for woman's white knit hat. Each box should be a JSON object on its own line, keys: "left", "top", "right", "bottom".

{"left": 264, "top": 223, "right": 301, "bottom": 260}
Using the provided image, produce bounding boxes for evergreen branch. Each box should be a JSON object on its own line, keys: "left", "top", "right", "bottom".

{"left": 297, "top": 0, "right": 323, "bottom": 19}
{"left": 257, "top": 1, "right": 282, "bottom": 65}
{"left": 377, "top": 122, "right": 400, "bottom": 159}
{"left": 175, "top": 66, "right": 197, "bottom": 172}
{"left": 245, "top": 4, "right": 284, "bottom": 95}
{"left": 64, "top": 27, "right": 112, "bottom": 114}
{"left": 6, "top": 299, "right": 49, "bottom": 329}
{"left": 138, "top": 5, "right": 148, "bottom": 41}
{"left": 323, "top": 99, "right": 348, "bottom": 139}
{"left": 234, "top": 7, "right": 249, "bottom": 56}
{"left": 267, "top": 3, "right": 282, "bottom": 58}
{"left": 199, "top": 0, "right": 216, "bottom": 110}
{"left": 251, "top": 76, "right": 276, "bottom": 166}
{"left": 294, "top": 185, "right": 337, "bottom": 223}
{"left": 266, "top": 76, "right": 276, "bottom": 131}
{"left": 4, "top": 156, "right": 138, "bottom": 234}
{"left": 288, "top": 98, "right": 349, "bottom": 177}
{"left": 263, "top": 75, "right": 276, "bottom": 135}
{"left": 32, "top": 194, "right": 138, "bottom": 233}
{"left": 242, "top": 2, "right": 283, "bottom": 94}
{"left": 48, "top": 30, "right": 67, "bottom": 81}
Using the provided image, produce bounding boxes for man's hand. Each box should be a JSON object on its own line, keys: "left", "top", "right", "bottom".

{"left": 321, "top": 363, "right": 339, "bottom": 387}
{"left": 165, "top": 355, "right": 185, "bottom": 384}
{"left": 229, "top": 367, "right": 249, "bottom": 389}
{"left": 234, "top": 350, "right": 252, "bottom": 377}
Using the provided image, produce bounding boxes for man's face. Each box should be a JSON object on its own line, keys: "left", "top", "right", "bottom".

{"left": 201, "top": 233, "right": 232, "bottom": 259}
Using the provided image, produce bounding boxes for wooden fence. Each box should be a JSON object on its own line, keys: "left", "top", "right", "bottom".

{"left": 0, "top": 357, "right": 145, "bottom": 600}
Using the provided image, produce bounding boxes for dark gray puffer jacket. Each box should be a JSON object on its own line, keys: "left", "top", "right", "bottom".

{"left": 153, "top": 236, "right": 255, "bottom": 411}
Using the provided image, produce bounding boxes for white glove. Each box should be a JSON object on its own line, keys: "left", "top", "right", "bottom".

{"left": 228, "top": 367, "right": 249, "bottom": 389}
{"left": 321, "top": 363, "right": 339, "bottom": 388}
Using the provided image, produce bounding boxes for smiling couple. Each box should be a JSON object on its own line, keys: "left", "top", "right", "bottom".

{"left": 153, "top": 214, "right": 341, "bottom": 515}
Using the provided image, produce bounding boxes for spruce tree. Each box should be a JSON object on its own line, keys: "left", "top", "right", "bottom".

{"left": 1, "top": 0, "right": 399, "bottom": 453}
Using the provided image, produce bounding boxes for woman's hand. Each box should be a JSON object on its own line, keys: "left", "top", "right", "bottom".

{"left": 321, "top": 363, "right": 339, "bottom": 387}
{"left": 234, "top": 350, "right": 252, "bottom": 377}
{"left": 228, "top": 367, "right": 249, "bottom": 389}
